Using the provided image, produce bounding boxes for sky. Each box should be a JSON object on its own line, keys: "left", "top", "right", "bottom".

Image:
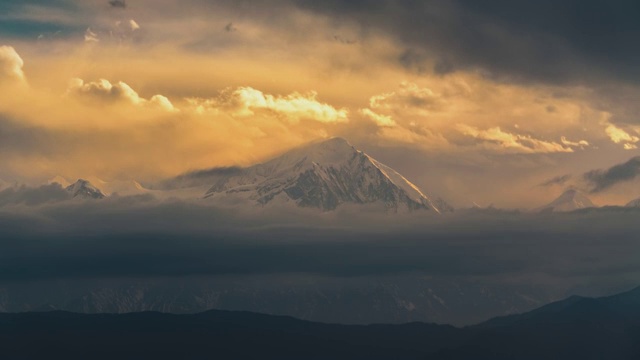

{"left": 4, "top": 2, "right": 640, "bottom": 324}
{"left": 2, "top": 0, "right": 640, "bottom": 208}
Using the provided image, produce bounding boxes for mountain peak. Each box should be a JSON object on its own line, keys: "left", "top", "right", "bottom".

{"left": 281, "top": 137, "right": 358, "bottom": 166}
{"left": 65, "top": 179, "right": 106, "bottom": 199}
{"left": 195, "top": 138, "right": 451, "bottom": 212}
{"left": 626, "top": 198, "right": 640, "bottom": 208}
{"left": 538, "top": 188, "right": 594, "bottom": 212}
{"left": 318, "top": 136, "right": 350, "bottom": 146}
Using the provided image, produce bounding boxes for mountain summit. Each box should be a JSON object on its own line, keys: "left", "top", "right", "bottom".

{"left": 65, "top": 179, "right": 106, "bottom": 199}
{"left": 175, "top": 138, "right": 449, "bottom": 212}
{"left": 538, "top": 189, "right": 595, "bottom": 212}
{"left": 626, "top": 198, "right": 640, "bottom": 208}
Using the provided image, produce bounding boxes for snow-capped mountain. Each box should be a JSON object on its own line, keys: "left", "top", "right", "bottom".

{"left": 626, "top": 198, "right": 640, "bottom": 208}
{"left": 65, "top": 179, "right": 106, "bottom": 199}
{"left": 538, "top": 189, "right": 595, "bottom": 212}
{"left": 169, "top": 138, "right": 450, "bottom": 212}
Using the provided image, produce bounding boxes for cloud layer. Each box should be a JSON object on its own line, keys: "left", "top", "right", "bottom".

{"left": 1, "top": 198, "right": 640, "bottom": 288}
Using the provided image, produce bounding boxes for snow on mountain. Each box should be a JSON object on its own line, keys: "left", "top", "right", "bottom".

{"left": 82, "top": 176, "right": 149, "bottom": 196}
{"left": 538, "top": 189, "right": 595, "bottom": 212}
{"left": 198, "top": 137, "right": 450, "bottom": 212}
{"left": 626, "top": 198, "right": 640, "bottom": 208}
{"left": 65, "top": 179, "right": 106, "bottom": 199}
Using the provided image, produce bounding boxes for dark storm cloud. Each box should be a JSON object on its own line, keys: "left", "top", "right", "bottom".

{"left": 292, "top": 0, "right": 640, "bottom": 84}
{"left": 1, "top": 199, "right": 640, "bottom": 283}
{"left": 584, "top": 156, "right": 640, "bottom": 192}
{"left": 539, "top": 174, "right": 572, "bottom": 188}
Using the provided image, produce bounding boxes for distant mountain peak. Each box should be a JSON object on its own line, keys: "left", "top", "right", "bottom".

{"left": 626, "top": 198, "right": 640, "bottom": 208}
{"left": 183, "top": 138, "right": 452, "bottom": 212}
{"left": 538, "top": 188, "right": 595, "bottom": 212}
{"left": 65, "top": 179, "right": 106, "bottom": 199}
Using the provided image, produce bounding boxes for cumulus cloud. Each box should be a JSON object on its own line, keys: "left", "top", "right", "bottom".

{"left": 188, "top": 87, "right": 348, "bottom": 124}
{"left": 584, "top": 156, "right": 640, "bottom": 192}
{"left": 605, "top": 123, "right": 639, "bottom": 150}
{"left": 68, "top": 78, "right": 176, "bottom": 112}
{"left": 457, "top": 125, "right": 574, "bottom": 154}
{"left": 0, "top": 46, "right": 26, "bottom": 83}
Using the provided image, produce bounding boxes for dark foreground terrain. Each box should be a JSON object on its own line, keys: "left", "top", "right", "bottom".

{"left": 2, "top": 286, "right": 640, "bottom": 359}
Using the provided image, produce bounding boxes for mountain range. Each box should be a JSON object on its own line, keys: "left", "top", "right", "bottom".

{"left": 3, "top": 286, "right": 640, "bottom": 359}
{"left": 4, "top": 137, "right": 640, "bottom": 212}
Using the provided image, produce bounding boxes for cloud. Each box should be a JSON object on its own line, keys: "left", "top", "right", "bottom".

{"left": 457, "top": 125, "right": 574, "bottom": 154}
{"left": 189, "top": 87, "right": 348, "bottom": 124}
{"left": 109, "top": 0, "right": 126, "bottom": 9}
{"left": 605, "top": 124, "right": 639, "bottom": 150}
{"left": 368, "top": 82, "right": 446, "bottom": 115}
{"left": 0, "top": 46, "right": 25, "bottom": 83}
{"left": 0, "top": 183, "right": 71, "bottom": 206}
{"left": 584, "top": 156, "right": 640, "bottom": 192}
{"left": 294, "top": 0, "right": 640, "bottom": 86}
{"left": 359, "top": 108, "right": 396, "bottom": 127}
{"left": 68, "top": 78, "right": 176, "bottom": 112}
{"left": 356, "top": 80, "right": 599, "bottom": 157}
{"left": 539, "top": 174, "right": 572, "bottom": 188}
{"left": 1, "top": 198, "right": 640, "bottom": 286}
{"left": 128, "top": 19, "right": 140, "bottom": 31}
{"left": 155, "top": 166, "right": 244, "bottom": 190}
{"left": 224, "top": 22, "right": 237, "bottom": 32}
{"left": 84, "top": 28, "right": 99, "bottom": 43}
{"left": 560, "top": 137, "right": 589, "bottom": 148}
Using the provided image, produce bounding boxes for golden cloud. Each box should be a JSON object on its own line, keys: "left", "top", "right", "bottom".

{"left": 188, "top": 87, "right": 348, "bottom": 124}
{"left": 0, "top": 46, "right": 26, "bottom": 83}
{"left": 368, "top": 82, "right": 447, "bottom": 115}
{"left": 68, "top": 78, "right": 176, "bottom": 112}
{"left": 605, "top": 124, "right": 640, "bottom": 150}
{"left": 456, "top": 125, "right": 575, "bottom": 154}
{"left": 359, "top": 108, "right": 396, "bottom": 127}
{"left": 357, "top": 79, "right": 600, "bottom": 154}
